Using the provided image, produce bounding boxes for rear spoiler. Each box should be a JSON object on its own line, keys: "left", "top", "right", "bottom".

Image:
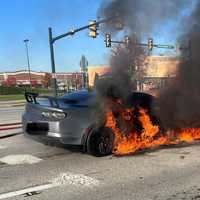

{"left": 24, "top": 92, "right": 59, "bottom": 108}
{"left": 25, "top": 92, "right": 38, "bottom": 103}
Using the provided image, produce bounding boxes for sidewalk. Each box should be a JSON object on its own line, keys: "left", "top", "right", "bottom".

{"left": 0, "top": 100, "right": 26, "bottom": 108}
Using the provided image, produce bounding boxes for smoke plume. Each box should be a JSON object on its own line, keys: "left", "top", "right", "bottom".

{"left": 96, "top": 38, "right": 146, "bottom": 102}
{"left": 96, "top": 0, "right": 188, "bottom": 104}
{"left": 96, "top": 0, "right": 200, "bottom": 132}
{"left": 157, "top": 1, "right": 200, "bottom": 129}
{"left": 98, "top": 0, "right": 189, "bottom": 35}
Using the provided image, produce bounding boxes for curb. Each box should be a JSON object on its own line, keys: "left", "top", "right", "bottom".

{"left": 0, "top": 122, "right": 22, "bottom": 131}
{"left": 0, "top": 122, "right": 22, "bottom": 127}
{"left": 0, "top": 132, "right": 22, "bottom": 139}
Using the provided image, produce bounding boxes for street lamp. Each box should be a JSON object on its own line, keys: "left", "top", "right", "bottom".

{"left": 23, "top": 39, "right": 32, "bottom": 88}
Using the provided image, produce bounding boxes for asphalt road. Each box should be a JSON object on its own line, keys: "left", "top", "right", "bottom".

{"left": 0, "top": 133, "right": 200, "bottom": 200}
{"left": 0, "top": 106, "right": 200, "bottom": 200}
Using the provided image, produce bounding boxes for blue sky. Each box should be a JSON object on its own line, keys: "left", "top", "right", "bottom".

{"left": 0, "top": 0, "right": 196, "bottom": 72}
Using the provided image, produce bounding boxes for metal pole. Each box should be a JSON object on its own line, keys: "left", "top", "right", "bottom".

{"left": 48, "top": 18, "right": 111, "bottom": 96}
{"left": 48, "top": 27, "right": 57, "bottom": 97}
{"left": 188, "top": 39, "right": 192, "bottom": 60}
{"left": 23, "top": 39, "right": 32, "bottom": 88}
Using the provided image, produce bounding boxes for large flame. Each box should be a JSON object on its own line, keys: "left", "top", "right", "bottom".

{"left": 105, "top": 101, "right": 200, "bottom": 155}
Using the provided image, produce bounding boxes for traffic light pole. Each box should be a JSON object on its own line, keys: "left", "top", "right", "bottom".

{"left": 48, "top": 28, "right": 57, "bottom": 97}
{"left": 48, "top": 18, "right": 110, "bottom": 97}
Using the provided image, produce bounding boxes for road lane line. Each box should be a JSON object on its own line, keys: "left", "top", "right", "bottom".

{"left": 0, "top": 154, "right": 42, "bottom": 165}
{"left": 0, "top": 183, "right": 55, "bottom": 200}
{"left": 0, "top": 172, "right": 100, "bottom": 199}
{"left": 52, "top": 172, "right": 100, "bottom": 187}
{"left": 0, "top": 132, "right": 22, "bottom": 139}
{"left": 0, "top": 145, "right": 6, "bottom": 149}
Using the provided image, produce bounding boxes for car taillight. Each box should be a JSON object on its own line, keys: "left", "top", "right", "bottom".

{"left": 52, "top": 112, "right": 66, "bottom": 119}
{"left": 42, "top": 111, "right": 66, "bottom": 120}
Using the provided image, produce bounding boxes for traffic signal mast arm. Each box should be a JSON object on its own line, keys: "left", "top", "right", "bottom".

{"left": 135, "top": 43, "right": 175, "bottom": 49}
{"left": 104, "top": 35, "right": 175, "bottom": 50}
{"left": 110, "top": 40, "right": 125, "bottom": 44}
{"left": 154, "top": 44, "right": 175, "bottom": 49}
{"left": 49, "top": 17, "right": 112, "bottom": 97}
{"left": 51, "top": 18, "right": 111, "bottom": 43}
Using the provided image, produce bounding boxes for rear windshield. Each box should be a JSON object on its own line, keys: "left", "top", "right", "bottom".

{"left": 58, "top": 90, "right": 96, "bottom": 107}
{"left": 36, "top": 97, "right": 52, "bottom": 107}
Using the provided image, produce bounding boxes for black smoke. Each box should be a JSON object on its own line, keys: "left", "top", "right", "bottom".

{"left": 96, "top": 0, "right": 189, "bottom": 104}
{"left": 96, "top": 36, "right": 146, "bottom": 102}
{"left": 96, "top": 0, "right": 200, "bottom": 131}
{"left": 98, "top": 0, "right": 189, "bottom": 35}
{"left": 156, "top": 1, "right": 200, "bottom": 129}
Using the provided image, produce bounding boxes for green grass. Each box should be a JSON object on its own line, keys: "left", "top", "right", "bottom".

{"left": 0, "top": 91, "right": 65, "bottom": 101}
{"left": 0, "top": 94, "right": 25, "bottom": 101}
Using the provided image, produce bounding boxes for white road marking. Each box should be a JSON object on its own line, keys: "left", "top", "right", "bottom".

{"left": 0, "top": 183, "right": 54, "bottom": 200}
{"left": 0, "top": 172, "right": 100, "bottom": 199}
{"left": 52, "top": 172, "right": 100, "bottom": 187}
{"left": 0, "top": 145, "right": 6, "bottom": 149}
{"left": 0, "top": 154, "right": 42, "bottom": 165}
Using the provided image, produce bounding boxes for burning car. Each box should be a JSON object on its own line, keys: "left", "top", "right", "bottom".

{"left": 22, "top": 89, "right": 159, "bottom": 156}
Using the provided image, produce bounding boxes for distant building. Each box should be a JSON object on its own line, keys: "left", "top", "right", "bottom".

{"left": 79, "top": 55, "right": 89, "bottom": 88}
{"left": 87, "top": 56, "right": 182, "bottom": 94}
{"left": 0, "top": 70, "right": 85, "bottom": 90}
{"left": 142, "top": 56, "right": 181, "bottom": 93}
{"left": 0, "top": 70, "right": 45, "bottom": 86}
{"left": 79, "top": 55, "right": 88, "bottom": 73}
{"left": 56, "top": 72, "right": 84, "bottom": 91}
{"left": 87, "top": 65, "right": 110, "bottom": 87}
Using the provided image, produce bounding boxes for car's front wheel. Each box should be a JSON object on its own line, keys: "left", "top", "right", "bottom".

{"left": 86, "top": 127, "right": 114, "bottom": 157}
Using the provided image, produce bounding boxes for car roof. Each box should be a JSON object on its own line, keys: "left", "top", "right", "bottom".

{"left": 60, "top": 90, "right": 96, "bottom": 100}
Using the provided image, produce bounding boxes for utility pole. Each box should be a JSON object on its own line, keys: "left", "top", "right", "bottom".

{"left": 23, "top": 39, "right": 32, "bottom": 88}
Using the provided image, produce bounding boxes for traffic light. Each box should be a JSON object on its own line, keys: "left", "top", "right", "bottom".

{"left": 148, "top": 38, "right": 154, "bottom": 51}
{"left": 89, "top": 20, "right": 98, "bottom": 38}
{"left": 105, "top": 34, "right": 111, "bottom": 47}
{"left": 115, "top": 17, "right": 124, "bottom": 30}
{"left": 124, "top": 36, "right": 131, "bottom": 49}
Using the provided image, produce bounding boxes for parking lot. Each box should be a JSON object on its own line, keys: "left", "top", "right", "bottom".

{"left": 0, "top": 106, "right": 200, "bottom": 200}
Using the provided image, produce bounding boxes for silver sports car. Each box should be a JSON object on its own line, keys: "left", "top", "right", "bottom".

{"left": 22, "top": 90, "right": 158, "bottom": 156}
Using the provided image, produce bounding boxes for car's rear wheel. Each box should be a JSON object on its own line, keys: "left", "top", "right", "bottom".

{"left": 86, "top": 127, "right": 114, "bottom": 157}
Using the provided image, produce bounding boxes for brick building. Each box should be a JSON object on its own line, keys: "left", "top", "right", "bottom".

{"left": 0, "top": 70, "right": 84, "bottom": 90}
{"left": 0, "top": 70, "right": 45, "bottom": 86}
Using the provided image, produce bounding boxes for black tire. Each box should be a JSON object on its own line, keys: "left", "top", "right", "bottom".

{"left": 86, "top": 127, "right": 114, "bottom": 157}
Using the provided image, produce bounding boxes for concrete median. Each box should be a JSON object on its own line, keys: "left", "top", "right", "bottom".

{"left": 0, "top": 122, "right": 22, "bottom": 139}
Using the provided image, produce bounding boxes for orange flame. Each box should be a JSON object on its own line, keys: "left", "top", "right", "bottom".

{"left": 105, "top": 103, "right": 200, "bottom": 156}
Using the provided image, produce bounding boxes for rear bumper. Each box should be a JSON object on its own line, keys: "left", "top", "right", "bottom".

{"left": 22, "top": 115, "right": 85, "bottom": 145}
